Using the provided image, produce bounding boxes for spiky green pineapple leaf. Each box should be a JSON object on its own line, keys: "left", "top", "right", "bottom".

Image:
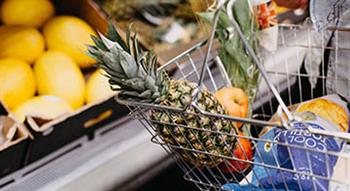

{"left": 106, "top": 22, "right": 129, "bottom": 52}
{"left": 90, "top": 35, "right": 108, "bottom": 51}
{"left": 87, "top": 21, "right": 169, "bottom": 103}
{"left": 126, "top": 23, "right": 132, "bottom": 53}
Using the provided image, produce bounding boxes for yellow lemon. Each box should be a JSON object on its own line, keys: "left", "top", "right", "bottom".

{"left": 86, "top": 69, "right": 116, "bottom": 104}
{"left": 12, "top": 95, "right": 74, "bottom": 122}
{"left": 0, "top": 26, "right": 45, "bottom": 63}
{"left": 43, "top": 16, "right": 97, "bottom": 68}
{"left": 0, "top": 58, "right": 36, "bottom": 109}
{"left": 1, "top": 0, "right": 55, "bottom": 28}
{"left": 34, "top": 51, "right": 86, "bottom": 109}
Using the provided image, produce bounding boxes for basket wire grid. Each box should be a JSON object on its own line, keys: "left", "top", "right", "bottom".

{"left": 117, "top": 1, "right": 350, "bottom": 191}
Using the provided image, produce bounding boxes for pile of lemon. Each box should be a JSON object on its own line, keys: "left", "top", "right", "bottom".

{"left": 0, "top": 0, "right": 115, "bottom": 122}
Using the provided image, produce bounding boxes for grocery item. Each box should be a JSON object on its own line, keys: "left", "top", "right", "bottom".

{"left": 215, "top": 87, "right": 248, "bottom": 128}
{"left": 198, "top": 0, "right": 259, "bottom": 107}
{"left": 252, "top": 122, "right": 344, "bottom": 190}
{"left": 43, "top": 16, "right": 97, "bottom": 68}
{"left": 251, "top": 0, "right": 277, "bottom": 30}
{"left": 296, "top": 98, "right": 348, "bottom": 132}
{"left": 261, "top": 94, "right": 350, "bottom": 136}
{"left": 87, "top": 23, "right": 236, "bottom": 167}
{"left": 34, "top": 51, "right": 85, "bottom": 109}
{"left": 219, "top": 131, "right": 253, "bottom": 173}
{"left": 1, "top": 0, "right": 55, "bottom": 28}
{"left": 12, "top": 95, "right": 74, "bottom": 123}
{"left": 86, "top": 69, "right": 116, "bottom": 104}
{"left": 252, "top": 0, "right": 279, "bottom": 52}
{"left": 0, "top": 26, "right": 45, "bottom": 63}
{"left": 0, "top": 58, "right": 36, "bottom": 109}
{"left": 224, "top": 94, "right": 350, "bottom": 190}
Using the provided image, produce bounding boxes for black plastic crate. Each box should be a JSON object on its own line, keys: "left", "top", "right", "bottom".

{"left": 23, "top": 97, "right": 129, "bottom": 164}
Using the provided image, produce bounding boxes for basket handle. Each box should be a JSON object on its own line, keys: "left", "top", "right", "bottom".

{"left": 197, "top": 0, "right": 226, "bottom": 89}
{"left": 193, "top": 0, "right": 224, "bottom": 102}
{"left": 226, "top": 0, "right": 294, "bottom": 123}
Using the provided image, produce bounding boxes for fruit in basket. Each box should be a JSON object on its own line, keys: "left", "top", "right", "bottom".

{"left": 1, "top": 0, "right": 55, "bottom": 28}
{"left": 43, "top": 16, "right": 97, "bottom": 68}
{"left": 12, "top": 95, "right": 74, "bottom": 122}
{"left": 87, "top": 23, "right": 237, "bottom": 167}
{"left": 86, "top": 69, "right": 116, "bottom": 104}
{"left": 296, "top": 98, "right": 348, "bottom": 132}
{"left": 0, "top": 26, "right": 45, "bottom": 63}
{"left": 215, "top": 87, "right": 248, "bottom": 128}
{"left": 219, "top": 131, "right": 253, "bottom": 173}
{"left": 0, "top": 58, "right": 36, "bottom": 109}
{"left": 34, "top": 51, "right": 85, "bottom": 109}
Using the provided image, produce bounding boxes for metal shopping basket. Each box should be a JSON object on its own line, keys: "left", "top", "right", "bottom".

{"left": 117, "top": 1, "right": 350, "bottom": 190}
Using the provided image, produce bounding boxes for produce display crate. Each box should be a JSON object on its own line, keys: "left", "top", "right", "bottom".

{"left": 0, "top": 0, "right": 174, "bottom": 178}
{"left": 17, "top": 0, "right": 130, "bottom": 164}
{"left": 1, "top": 0, "right": 180, "bottom": 156}
{"left": 23, "top": 97, "right": 129, "bottom": 164}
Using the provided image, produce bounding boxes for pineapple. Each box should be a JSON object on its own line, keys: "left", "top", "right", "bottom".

{"left": 87, "top": 23, "right": 236, "bottom": 167}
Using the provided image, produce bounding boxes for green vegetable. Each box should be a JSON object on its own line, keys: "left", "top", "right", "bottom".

{"left": 198, "top": 0, "right": 259, "bottom": 112}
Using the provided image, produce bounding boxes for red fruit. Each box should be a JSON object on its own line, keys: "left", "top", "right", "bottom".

{"left": 219, "top": 131, "right": 253, "bottom": 173}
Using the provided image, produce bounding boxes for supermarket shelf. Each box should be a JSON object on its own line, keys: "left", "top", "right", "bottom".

{"left": 2, "top": 117, "right": 167, "bottom": 191}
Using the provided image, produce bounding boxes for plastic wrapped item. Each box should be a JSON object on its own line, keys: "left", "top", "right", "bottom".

{"left": 224, "top": 94, "right": 350, "bottom": 190}
{"left": 250, "top": 0, "right": 277, "bottom": 29}
{"left": 250, "top": 0, "right": 278, "bottom": 52}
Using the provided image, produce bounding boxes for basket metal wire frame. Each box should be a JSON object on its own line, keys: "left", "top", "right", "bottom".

{"left": 117, "top": 1, "right": 350, "bottom": 190}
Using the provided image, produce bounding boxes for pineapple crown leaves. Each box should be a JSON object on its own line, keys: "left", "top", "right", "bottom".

{"left": 87, "top": 22, "right": 169, "bottom": 103}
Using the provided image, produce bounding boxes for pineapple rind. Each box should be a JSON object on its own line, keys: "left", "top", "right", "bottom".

{"left": 152, "top": 80, "right": 236, "bottom": 167}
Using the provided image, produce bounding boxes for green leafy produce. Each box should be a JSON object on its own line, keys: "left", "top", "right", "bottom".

{"left": 198, "top": 0, "right": 259, "bottom": 112}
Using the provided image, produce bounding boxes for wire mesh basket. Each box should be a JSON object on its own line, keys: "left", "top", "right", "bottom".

{"left": 117, "top": 1, "right": 350, "bottom": 191}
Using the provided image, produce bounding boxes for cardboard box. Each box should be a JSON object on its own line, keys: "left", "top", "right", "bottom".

{"left": 0, "top": 106, "right": 30, "bottom": 179}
